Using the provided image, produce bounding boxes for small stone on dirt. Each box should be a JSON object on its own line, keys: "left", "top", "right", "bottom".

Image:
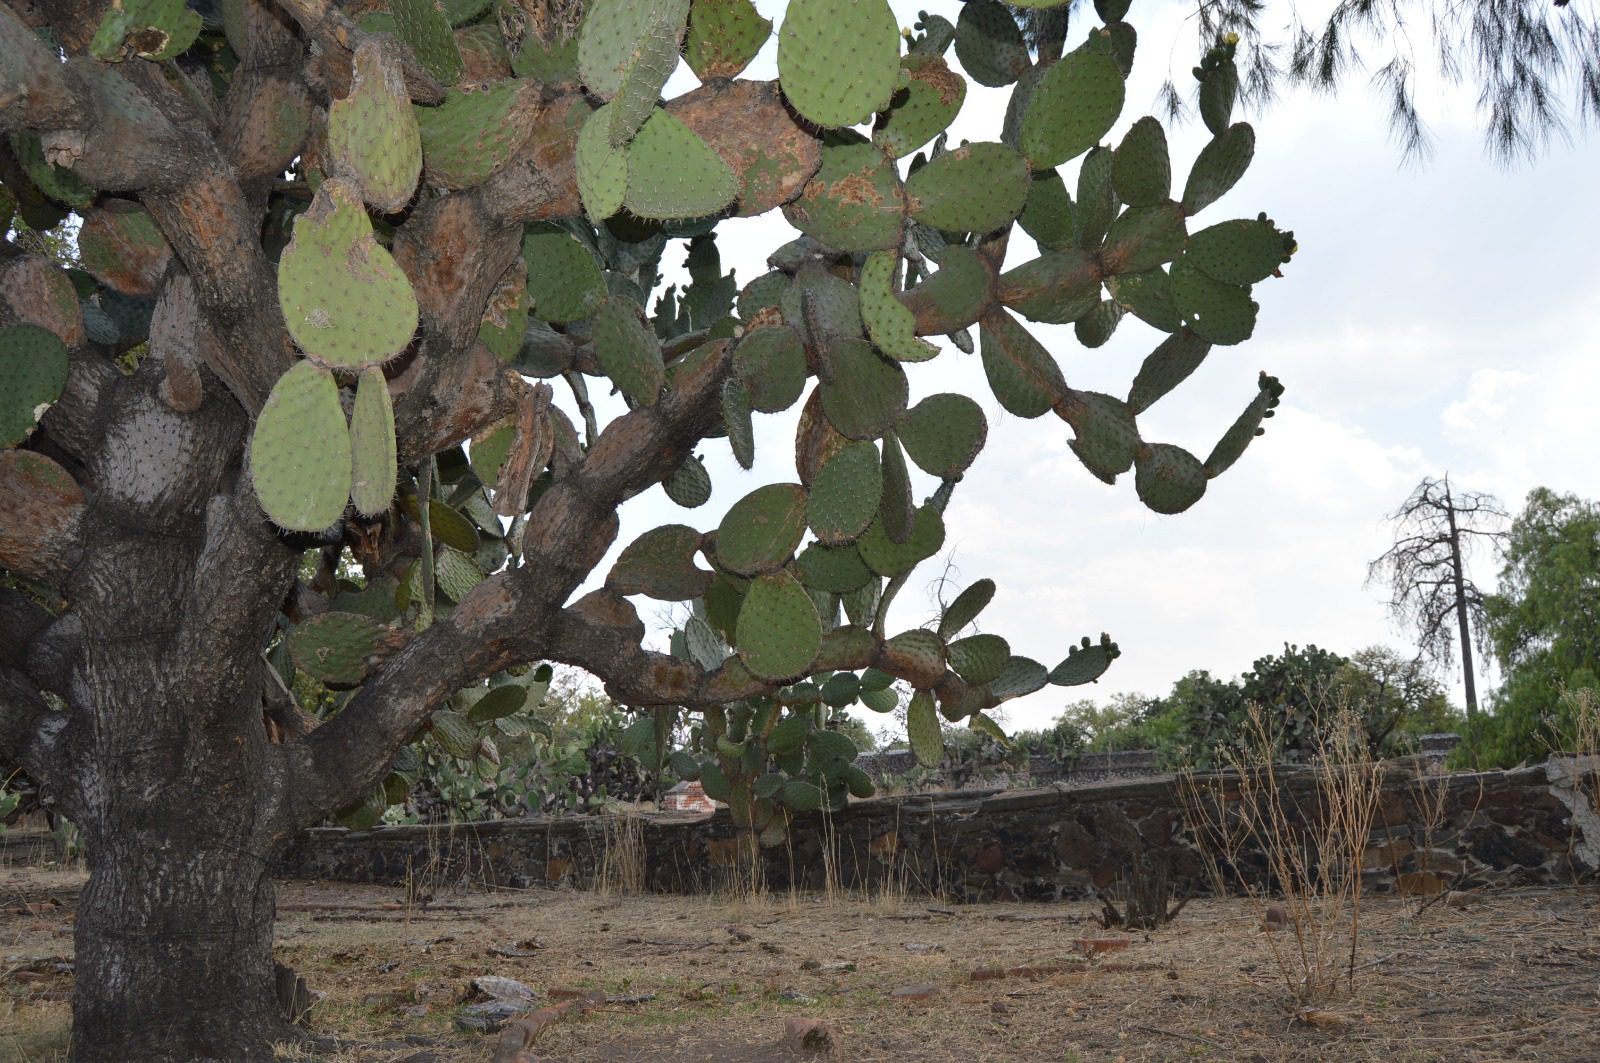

{"left": 890, "top": 982, "right": 939, "bottom": 1001}
{"left": 903, "top": 942, "right": 944, "bottom": 953}
{"left": 469, "top": 975, "right": 539, "bottom": 1005}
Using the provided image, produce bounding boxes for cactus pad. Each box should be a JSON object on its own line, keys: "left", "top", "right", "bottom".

{"left": 781, "top": 144, "right": 907, "bottom": 254}
{"left": 328, "top": 38, "right": 421, "bottom": 214}
{"left": 937, "top": 577, "right": 995, "bottom": 639}
{"left": 429, "top": 708, "right": 478, "bottom": 758}
{"left": 857, "top": 503, "right": 944, "bottom": 577}
{"left": 287, "top": 611, "right": 398, "bottom": 686}
{"left": 1186, "top": 218, "right": 1293, "bottom": 286}
{"left": 1063, "top": 390, "right": 1140, "bottom": 483}
{"left": 415, "top": 79, "right": 540, "bottom": 189}
{"left": 953, "top": 0, "right": 1030, "bottom": 88}
{"left": 1205, "top": 371, "right": 1284, "bottom": 476}
{"left": 1018, "top": 169, "right": 1076, "bottom": 250}
{"left": 1112, "top": 116, "right": 1171, "bottom": 206}
{"left": 736, "top": 571, "right": 822, "bottom": 680}
{"left": 808, "top": 441, "right": 883, "bottom": 544}
{"left": 895, "top": 393, "right": 987, "bottom": 477}
{"left": 898, "top": 245, "right": 993, "bottom": 335}
{"left": 990, "top": 655, "right": 1048, "bottom": 701}
{"left": 349, "top": 367, "right": 397, "bottom": 517}
{"left": 1019, "top": 43, "right": 1124, "bottom": 168}
{"left": 623, "top": 109, "right": 738, "bottom": 220}
{"left": 467, "top": 684, "right": 529, "bottom": 725}
{"left": 716, "top": 483, "right": 808, "bottom": 575}
{"left": 733, "top": 326, "right": 808, "bottom": 413}
{"left": 1182, "top": 122, "right": 1254, "bottom": 216}
{"left": 1073, "top": 298, "right": 1124, "bottom": 348}
{"left": 604, "top": 0, "right": 690, "bottom": 146}
{"left": 523, "top": 224, "right": 606, "bottom": 323}
{"left": 433, "top": 545, "right": 484, "bottom": 602}
{"left": 902, "top": 689, "right": 942, "bottom": 764}
{"left": 576, "top": 103, "right": 630, "bottom": 222}
{"left": 776, "top": 0, "right": 900, "bottom": 128}
{"left": 1074, "top": 145, "right": 1120, "bottom": 249}
{"left": 722, "top": 378, "right": 756, "bottom": 468}
{"left": 663, "top": 454, "right": 713, "bottom": 507}
{"left": 277, "top": 180, "right": 419, "bottom": 369}
{"left": 876, "top": 429, "right": 914, "bottom": 544}
{"left": 1170, "top": 258, "right": 1257, "bottom": 345}
{"left": 860, "top": 252, "right": 939, "bottom": 362}
{"left": 249, "top": 360, "right": 352, "bottom": 532}
{"left": 1127, "top": 328, "right": 1211, "bottom": 412}
{"left": 978, "top": 310, "right": 1067, "bottom": 418}
{"left": 0, "top": 324, "right": 69, "bottom": 448}
{"left": 1049, "top": 634, "right": 1121, "bottom": 686}
{"left": 875, "top": 55, "right": 966, "bottom": 160}
{"left": 76, "top": 201, "right": 172, "bottom": 297}
{"left": 948, "top": 633, "right": 1010, "bottom": 685}
{"left": 1134, "top": 442, "right": 1207, "bottom": 514}
{"left": 391, "top": 0, "right": 465, "bottom": 84}
{"left": 684, "top": 0, "right": 772, "bottom": 81}
{"left": 1101, "top": 203, "right": 1188, "bottom": 275}
{"left": 906, "top": 142, "right": 1031, "bottom": 235}
{"left": 592, "top": 296, "right": 666, "bottom": 405}
{"left": 820, "top": 339, "right": 910, "bottom": 441}
{"left": 90, "top": 0, "right": 200, "bottom": 61}
{"left": 1106, "top": 268, "right": 1180, "bottom": 332}
{"left": 578, "top": 0, "right": 685, "bottom": 99}
{"left": 609, "top": 523, "right": 713, "bottom": 600}
{"left": 997, "top": 248, "right": 1100, "bottom": 324}
{"left": 796, "top": 541, "right": 873, "bottom": 593}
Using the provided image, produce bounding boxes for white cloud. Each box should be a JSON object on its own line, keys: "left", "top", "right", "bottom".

{"left": 1441, "top": 368, "right": 1533, "bottom": 434}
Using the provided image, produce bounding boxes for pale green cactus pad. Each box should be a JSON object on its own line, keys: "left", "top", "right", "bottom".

{"left": 391, "top": 0, "right": 465, "bottom": 84}
{"left": 737, "top": 571, "right": 822, "bottom": 680}
{"left": 328, "top": 38, "right": 421, "bottom": 214}
{"left": 906, "top": 690, "right": 944, "bottom": 765}
{"left": 0, "top": 323, "right": 69, "bottom": 448}
{"left": 623, "top": 110, "right": 738, "bottom": 220}
{"left": 277, "top": 180, "right": 419, "bottom": 369}
{"left": 860, "top": 252, "right": 939, "bottom": 362}
{"left": 415, "top": 80, "right": 540, "bottom": 189}
{"left": 91, "top": 0, "right": 200, "bottom": 61}
{"left": 777, "top": 0, "right": 900, "bottom": 128}
{"left": 523, "top": 225, "right": 606, "bottom": 323}
{"left": 250, "top": 359, "right": 352, "bottom": 531}
{"left": 576, "top": 103, "right": 630, "bottom": 222}
{"left": 579, "top": 0, "right": 686, "bottom": 99}
{"left": 716, "top": 483, "right": 808, "bottom": 575}
{"left": 287, "top": 611, "right": 396, "bottom": 686}
{"left": 349, "top": 367, "right": 397, "bottom": 517}
{"left": 906, "top": 142, "right": 1031, "bottom": 235}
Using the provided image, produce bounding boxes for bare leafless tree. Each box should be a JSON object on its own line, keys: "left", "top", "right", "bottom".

{"left": 1367, "top": 476, "right": 1509, "bottom": 724}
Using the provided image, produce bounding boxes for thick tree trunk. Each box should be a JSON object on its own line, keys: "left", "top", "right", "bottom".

{"left": 72, "top": 832, "right": 295, "bottom": 1062}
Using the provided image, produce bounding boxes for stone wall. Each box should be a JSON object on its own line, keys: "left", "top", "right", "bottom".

{"left": 277, "top": 756, "right": 1599, "bottom": 902}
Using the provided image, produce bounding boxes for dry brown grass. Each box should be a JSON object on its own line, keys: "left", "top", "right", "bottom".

{"left": 5, "top": 862, "right": 1600, "bottom": 1062}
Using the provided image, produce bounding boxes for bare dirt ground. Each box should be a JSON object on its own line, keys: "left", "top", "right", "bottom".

{"left": 4, "top": 859, "right": 1599, "bottom": 1062}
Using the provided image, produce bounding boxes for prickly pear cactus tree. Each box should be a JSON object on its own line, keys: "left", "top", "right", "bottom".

{"left": 0, "top": 1, "right": 1290, "bottom": 1058}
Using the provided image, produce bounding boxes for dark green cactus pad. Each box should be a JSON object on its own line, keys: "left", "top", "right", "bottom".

{"left": 287, "top": 611, "right": 396, "bottom": 686}
{"left": 895, "top": 393, "right": 987, "bottom": 478}
{"left": 1019, "top": 43, "right": 1125, "bottom": 168}
{"left": 948, "top": 633, "right": 1010, "bottom": 685}
{"left": 722, "top": 377, "right": 756, "bottom": 469}
{"left": 808, "top": 441, "right": 883, "bottom": 544}
{"left": 623, "top": 109, "right": 738, "bottom": 220}
{"left": 249, "top": 360, "right": 352, "bottom": 532}
{"left": 782, "top": 264, "right": 865, "bottom": 345}
{"left": 0, "top": 323, "right": 68, "bottom": 448}
{"left": 820, "top": 671, "right": 862, "bottom": 706}
{"left": 1048, "top": 634, "right": 1120, "bottom": 685}
{"left": 874, "top": 55, "right": 966, "bottom": 159}
{"left": 592, "top": 296, "right": 666, "bottom": 405}
{"left": 1103, "top": 20, "right": 1137, "bottom": 77}
{"left": 349, "top": 367, "right": 397, "bottom": 517}
{"left": 1170, "top": 258, "right": 1257, "bottom": 345}
{"left": 1074, "top": 298, "right": 1124, "bottom": 348}
{"left": 1199, "top": 57, "right": 1239, "bottom": 137}
{"left": 1018, "top": 169, "right": 1076, "bottom": 250}
{"left": 330, "top": 576, "right": 402, "bottom": 624}
{"left": 906, "top": 142, "right": 1031, "bottom": 235}
{"left": 733, "top": 326, "right": 808, "bottom": 413}
{"left": 906, "top": 689, "right": 944, "bottom": 765}
{"left": 954, "top": 0, "right": 1030, "bottom": 88}
{"left": 277, "top": 180, "right": 419, "bottom": 368}
{"left": 604, "top": 0, "right": 690, "bottom": 146}
{"left": 1095, "top": 0, "right": 1133, "bottom": 22}
{"left": 429, "top": 708, "right": 478, "bottom": 759}
{"left": 90, "top": 0, "right": 200, "bottom": 61}
{"left": 1182, "top": 122, "right": 1254, "bottom": 216}
{"left": 860, "top": 252, "right": 939, "bottom": 362}
{"left": 523, "top": 224, "right": 606, "bottom": 323}
{"left": 716, "top": 483, "right": 809, "bottom": 575}
{"left": 1101, "top": 203, "right": 1190, "bottom": 276}
{"left": 1073, "top": 145, "right": 1120, "bottom": 249}
{"left": 937, "top": 577, "right": 995, "bottom": 639}
{"left": 1126, "top": 328, "right": 1211, "bottom": 413}
{"left": 820, "top": 339, "right": 909, "bottom": 441}
{"left": 736, "top": 571, "right": 822, "bottom": 680}
{"left": 978, "top": 310, "right": 1067, "bottom": 418}
{"left": 1000, "top": 62, "right": 1045, "bottom": 151}
{"left": 510, "top": 28, "right": 582, "bottom": 86}
{"left": 1205, "top": 371, "right": 1284, "bottom": 476}
{"left": 738, "top": 270, "right": 790, "bottom": 316}
{"left": 997, "top": 248, "right": 1100, "bottom": 324}
{"left": 776, "top": 0, "right": 900, "bottom": 128}
{"left": 392, "top": 0, "right": 465, "bottom": 84}
{"left": 329, "top": 38, "right": 422, "bottom": 214}
{"left": 434, "top": 545, "right": 485, "bottom": 602}
{"left": 857, "top": 503, "right": 944, "bottom": 577}
{"left": 81, "top": 302, "right": 120, "bottom": 346}
{"left": 414, "top": 498, "right": 480, "bottom": 552}
{"left": 576, "top": 103, "right": 630, "bottom": 222}
{"left": 1112, "top": 117, "right": 1171, "bottom": 206}
{"left": 807, "top": 728, "right": 858, "bottom": 773}
{"left": 1134, "top": 442, "right": 1207, "bottom": 514}
{"left": 664, "top": 455, "right": 712, "bottom": 508}
{"left": 860, "top": 683, "right": 897, "bottom": 713}
{"left": 990, "top": 655, "right": 1048, "bottom": 701}
{"left": 1064, "top": 390, "right": 1140, "bottom": 483}
{"left": 842, "top": 577, "right": 882, "bottom": 626}
{"left": 908, "top": 11, "right": 955, "bottom": 56}
{"left": 768, "top": 712, "right": 813, "bottom": 755}
{"left": 797, "top": 541, "right": 872, "bottom": 593}
{"left": 415, "top": 79, "right": 539, "bottom": 189}
{"left": 98, "top": 290, "right": 156, "bottom": 347}
{"left": 609, "top": 523, "right": 713, "bottom": 600}
{"left": 877, "top": 429, "right": 914, "bottom": 544}
{"left": 684, "top": 0, "right": 772, "bottom": 81}
{"left": 1106, "top": 268, "right": 1181, "bottom": 333}
{"left": 467, "top": 684, "right": 528, "bottom": 725}
{"left": 781, "top": 144, "right": 906, "bottom": 254}
{"left": 1186, "top": 218, "right": 1291, "bottom": 286}
{"left": 897, "top": 245, "right": 993, "bottom": 335}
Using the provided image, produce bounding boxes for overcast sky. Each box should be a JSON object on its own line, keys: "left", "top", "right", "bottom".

{"left": 559, "top": 0, "right": 1600, "bottom": 735}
